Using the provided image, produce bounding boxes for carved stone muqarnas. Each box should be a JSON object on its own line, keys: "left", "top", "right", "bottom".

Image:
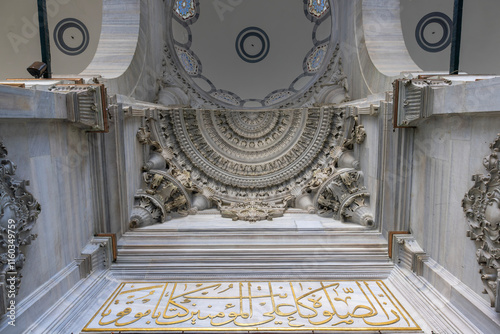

{"left": 130, "top": 107, "right": 374, "bottom": 225}
{"left": 309, "top": 114, "right": 374, "bottom": 227}
{"left": 0, "top": 142, "right": 41, "bottom": 314}
{"left": 463, "top": 134, "right": 500, "bottom": 312}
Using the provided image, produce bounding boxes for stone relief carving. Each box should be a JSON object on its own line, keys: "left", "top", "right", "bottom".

{"left": 393, "top": 78, "right": 451, "bottom": 127}
{"left": 129, "top": 170, "right": 191, "bottom": 228}
{"left": 0, "top": 142, "right": 41, "bottom": 314}
{"left": 130, "top": 106, "right": 374, "bottom": 225}
{"left": 463, "top": 134, "right": 500, "bottom": 312}
{"left": 170, "top": 109, "right": 332, "bottom": 190}
{"left": 220, "top": 201, "right": 287, "bottom": 223}
{"left": 301, "top": 112, "right": 374, "bottom": 227}
{"left": 315, "top": 169, "right": 373, "bottom": 227}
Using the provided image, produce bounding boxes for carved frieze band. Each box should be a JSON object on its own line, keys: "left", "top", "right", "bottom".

{"left": 462, "top": 134, "right": 500, "bottom": 312}
{"left": 130, "top": 108, "right": 374, "bottom": 226}
{"left": 0, "top": 142, "right": 41, "bottom": 314}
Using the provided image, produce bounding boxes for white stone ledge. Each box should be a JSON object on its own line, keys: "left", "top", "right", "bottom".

{"left": 0, "top": 261, "right": 80, "bottom": 333}
{"left": 431, "top": 77, "right": 500, "bottom": 115}
{"left": 0, "top": 85, "right": 67, "bottom": 119}
{"left": 391, "top": 234, "right": 500, "bottom": 333}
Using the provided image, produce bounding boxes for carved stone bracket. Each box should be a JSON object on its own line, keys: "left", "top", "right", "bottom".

{"left": 50, "top": 84, "right": 109, "bottom": 132}
{"left": 314, "top": 169, "right": 374, "bottom": 227}
{"left": 0, "top": 142, "right": 41, "bottom": 314}
{"left": 391, "top": 233, "right": 429, "bottom": 276}
{"left": 76, "top": 236, "right": 113, "bottom": 279}
{"left": 393, "top": 78, "right": 451, "bottom": 128}
{"left": 129, "top": 170, "right": 192, "bottom": 228}
{"left": 463, "top": 134, "right": 500, "bottom": 312}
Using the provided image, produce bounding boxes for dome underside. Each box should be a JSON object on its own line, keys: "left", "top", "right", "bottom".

{"left": 169, "top": 0, "right": 334, "bottom": 109}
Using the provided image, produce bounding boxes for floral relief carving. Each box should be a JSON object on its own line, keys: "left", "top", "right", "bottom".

{"left": 0, "top": 142, "right": 41, "bottom": 314}
{"left": 129, "top": 170, "right": 190, "bottom": 228}
{"left": 463, "top": 134, "right": 500, "bottom": 312}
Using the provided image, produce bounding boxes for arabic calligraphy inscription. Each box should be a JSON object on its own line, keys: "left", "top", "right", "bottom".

{"left": 83, "top": 280, "right": 420, "bottom": 331}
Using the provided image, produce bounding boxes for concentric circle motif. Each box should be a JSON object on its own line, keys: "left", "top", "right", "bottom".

{"left": 415, "top": 12, "right": 452, "bottom": 53}
{"left": 225, "top": 112, "right": 280, "bottom": 139}
{"left": 53, "top": 18, "right": 89, "bottom": 56}
{"left": 235, "top": 27, "right": 270, "bottom": 63}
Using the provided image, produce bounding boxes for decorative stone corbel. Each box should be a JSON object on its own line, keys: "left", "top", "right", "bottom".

{"left": 315, "top": 169, "right": 374, "bottom": 227}
{"left": 129, "top": 170, "right": 191, "bottom": 228}
{"left": 463, "top": 134, "right": 500, "bottom": 312}
{"left": 390, "top": 233, "right": 429, "bottom": 276}
{"left": 75, "top": 236, "right": 113, "bottom": 279}
{"left": 0, "top": 142, "right": 41, "bottom": 315}
{"left": 304, "top": 110, "right": 374, "bottom": 227}
{"left": 393, "top": 78, "right": 451, "bottom": 127}
{"left": 50, "top": 84, "right": 109, "bottom": 132}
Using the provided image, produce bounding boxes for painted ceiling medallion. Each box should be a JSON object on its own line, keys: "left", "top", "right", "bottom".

{"left": 175, "top": 46, "right": 199, "bottom": 75}
{"left": 306, "top": 43, "right": 328, "bottom": 72}
{"left": 264, "top": 90, "right": 293, "bottom": 106}
{"left": 210, "top": 91, "right": 240, "bottom": 106}
{"left": 174, "top": 0, "right": 196, "bottom": 20}
{"left": 308, "top": 0, "right": 330, "bottom": 18}
{"left": 235, "top": 27, "right": 270, "bottom": 64}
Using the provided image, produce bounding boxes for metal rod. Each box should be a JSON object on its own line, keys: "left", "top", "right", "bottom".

{"left": 37, "top": 0, "right": 51, "bottom": 78}
{"left": 449, "top": 0, "right": 464, "bottom": 75}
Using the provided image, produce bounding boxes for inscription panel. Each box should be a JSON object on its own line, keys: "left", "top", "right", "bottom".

{"left": 83, "top": 280, "right": 420, "bottom": 332}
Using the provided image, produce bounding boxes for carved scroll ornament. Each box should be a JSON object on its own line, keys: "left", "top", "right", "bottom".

{"left": 463, "top": 134, "right": 500, "bottom": 311}
{"left": 129, "top": 170, "right": 191, "bottom": 228}
{"left": 306, "top": 113, "right": 374, "bottom": 227}
{"left": 315, "top": 169, "right": 374, "bottom": 227}
{"left": 0, "top": 142, "right": 41, "bottom": 314}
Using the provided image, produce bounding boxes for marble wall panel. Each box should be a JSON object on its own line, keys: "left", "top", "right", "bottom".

{"left": 410, "top": 114, "right": 500, "bottom": 302}
{"left": 0, "top": 120, "right": 95, "bottom": 302}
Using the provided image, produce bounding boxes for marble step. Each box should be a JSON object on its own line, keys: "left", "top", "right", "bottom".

{"left": 112, "top": 218, "right": 393, "bottom": 278}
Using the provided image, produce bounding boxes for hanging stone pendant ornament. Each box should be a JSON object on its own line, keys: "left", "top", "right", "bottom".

{"left": 0, "top": 142, "right": 41, "bottom": 314}
{"left": 462, "top": 134, "right": 500, "bottom": 312}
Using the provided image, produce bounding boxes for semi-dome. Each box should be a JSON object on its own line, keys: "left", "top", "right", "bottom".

{"left": 168, "top": 0, "right": 335, "bottom": 109}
